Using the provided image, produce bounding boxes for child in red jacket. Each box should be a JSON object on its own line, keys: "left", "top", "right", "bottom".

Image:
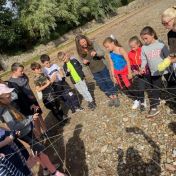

{"left": 128, "top": 36, "right": 147, "bottom": 111}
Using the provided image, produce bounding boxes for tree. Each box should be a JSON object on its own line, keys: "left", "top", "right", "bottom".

{"left": 0, "top": 0, "right": 25, "bottom": 52}
{"left": 20, "top": 0, "right": 60, "bottom": 38}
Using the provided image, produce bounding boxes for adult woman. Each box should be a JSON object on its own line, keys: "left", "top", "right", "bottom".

{"left": 161, "top": 6, "right": 176, "bottom": 172}
{"left": 0, "top": 83, "right": 66, "bottom": 176}
{"left": 161, "top": 6, "right": 176, "bottom": 116}
{"left": 75, "top": 35, "right": 120, "bottom": 107}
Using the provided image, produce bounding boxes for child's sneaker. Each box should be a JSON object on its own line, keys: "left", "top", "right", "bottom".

{"left": 88, "top": 102, "right": 96, "bottom": 110}
{"left": 75, "top": 107, "right": 84, "bottom": 112}
{"left": 132, "top": 100, "right": 140, "bottom": 110}
{"left": 147, "top": 108, "right": 160, "bottom": 118}
{"left": 114, "top": 98, "right": 120, "bottom": 107}
{"left": 140, "top": 103, "right": 146, "bottom": 112}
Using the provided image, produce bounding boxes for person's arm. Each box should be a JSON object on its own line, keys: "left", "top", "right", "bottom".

{"left": 58, "top": 67, "right": 65, "bottom": 79}
{"left": 2, "top": 111, "right": 32, "bottom": 132}
{"left": 63, "top": 64, "right": 70, "bottom": 77}
{"left": 162, "top": 45, "right": 170, "bottom": 58}
{"left": 0, "top": 137, "right": 13, "bottom": 148}
{"left": 35, "top": 80, "right": 51, "bottom": 92}
{"left": 21, "top": 75, "right": 36, "bottom": 100}
{"left": 120, "top": 48, "right": 132, "bottom": 79}
{"left": 106, "top": 54, "right": 116, "bottom": 83}
{"left": 140, "top": 47, "right": 148, "bottom": 74}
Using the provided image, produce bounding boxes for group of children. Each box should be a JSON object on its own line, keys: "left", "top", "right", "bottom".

{"left": 103, "top": 26, "right": 176, "bottom": 118}
{"left": 28, "top": 24, "right": 176, "bottom": 120}
{"left": 0, "top": 6, "right": 176, "bottom": 175}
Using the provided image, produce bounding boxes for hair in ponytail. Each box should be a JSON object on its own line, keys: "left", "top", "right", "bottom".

{"left": 129, "top": 36, "right": 142, "bottom": 47}
{"left": 140, "top": 26, "right": 158, "bottom": 40}
{"left": 103, "top": 35, "right": 121, "bottom": 47}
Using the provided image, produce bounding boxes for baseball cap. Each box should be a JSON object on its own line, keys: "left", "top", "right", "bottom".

{"left": 0, "top": 84, "right": 14, "bottom": 95}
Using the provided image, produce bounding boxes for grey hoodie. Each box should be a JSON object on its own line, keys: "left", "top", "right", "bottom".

{"left": 141, "top": 40, "right": 169, "bottom": 76}
{"left": 0, "top": 107, "right": 32, "bottom": 137}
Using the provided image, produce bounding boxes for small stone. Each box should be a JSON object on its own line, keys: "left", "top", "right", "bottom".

{"left": 123, "top": 118, "right": 129, "bottom": 122}
{"left": 101, "top": 145, "right": 108, "bottom": 153}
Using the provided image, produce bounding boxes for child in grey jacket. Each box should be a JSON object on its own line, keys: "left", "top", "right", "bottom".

{"left": 140, "top": 26, "right": 169, "bottom": 118}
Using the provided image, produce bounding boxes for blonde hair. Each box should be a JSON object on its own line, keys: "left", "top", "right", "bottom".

{"left": 162, "top": 6, "right": 176, "bottom": 27}
{"left": 162, "top": 6, "right": 176, "bottom": 19}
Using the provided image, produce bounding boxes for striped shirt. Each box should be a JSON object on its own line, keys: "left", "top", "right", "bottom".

{"left": 0, "top": 156, "right": 26, "bottom": 176}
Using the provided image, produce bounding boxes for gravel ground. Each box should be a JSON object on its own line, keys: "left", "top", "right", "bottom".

{"left": 3, "top": 0, "right": 176, "bottom": 175}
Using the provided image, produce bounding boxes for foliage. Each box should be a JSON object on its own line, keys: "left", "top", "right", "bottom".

{"left": 0, "top": 0, "right": 133, "bottom": 53}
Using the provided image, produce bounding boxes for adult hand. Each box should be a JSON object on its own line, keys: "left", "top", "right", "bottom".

{"left": 133, "top": 70, "right": 140, "bottom": 76}
{"left": 83, "top": 59, "right": 90, "bottom": 65}
{"left": 90, "top": 51, "right": 97, "bottom": 57}
{"left": 170, "top": 56, "right": 176, "bottom": 63}
{"left": 30, "top": 104, "right": 39, "bottom": 112}
{"left": 139, "top": 68, "right": 146, "bottom": 75}
{"left": 128, "top": 73, "right": 133, "bottom": 80}
{"left": 15, "top": 131, "right": 21, "bottom": 137}
{"left": 0, "top": 153, "right": 5, "bottom": 158}
{"left": 33, "top": 113, "right": 39, "bottom": 121}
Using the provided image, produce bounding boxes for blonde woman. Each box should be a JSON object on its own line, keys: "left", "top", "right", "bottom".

{"left": 161, "top": 6, "right": 176, "bottom": 172}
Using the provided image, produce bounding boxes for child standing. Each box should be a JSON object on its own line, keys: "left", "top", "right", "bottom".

{"left": 57, "top": 51, "right": 96, "bottom": 110}
{"left": 140, "top": 26, "right": 169, "bottom": 118}
{"left": 40, "top": 54, "right": 83, "bottom": 113}
{"left": 30, "top": 62, "right": 67, "bottom": 122}
{"left": 128, "top": 36, "right": 147, "bottom": 111}
{"left": 103, "top": 36, "right": 133, "bottom": 94}
{"left": 8, "top": 63, "right": 47, "bottom": 139}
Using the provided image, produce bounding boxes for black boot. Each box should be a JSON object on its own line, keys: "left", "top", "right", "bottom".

{"left": 88, "top": 101, "right": 96, "bottom": 110}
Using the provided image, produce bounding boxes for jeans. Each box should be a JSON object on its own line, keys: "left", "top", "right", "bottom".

{"left": 74, "top": 80, "right": 93, "bottom": 102}
{"left": 93, "top": 67, "right": 117, "bottom": 97}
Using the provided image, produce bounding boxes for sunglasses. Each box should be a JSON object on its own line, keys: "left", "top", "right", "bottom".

{"left": 162, "top": 18, "right": 174, "bottom": 26}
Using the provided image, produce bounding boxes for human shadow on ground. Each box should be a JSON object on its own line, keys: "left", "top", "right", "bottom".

{"left": 66, "top": 124, "right": 88, "bottom": 176}
{"left": 168, "top": 122, "right": 176, "bottom": 135}
{"left": 117, "top": 127, "right": 161, "bottom": 176}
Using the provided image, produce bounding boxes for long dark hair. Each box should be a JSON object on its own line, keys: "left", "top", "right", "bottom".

{"left": 75, "top": 35, "right": 94, "bottom": 58}
{"left": 140, "top": 26, "right": 158, "bottom": 39}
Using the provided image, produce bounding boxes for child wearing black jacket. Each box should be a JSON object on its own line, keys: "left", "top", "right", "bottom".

{"left": 58, "top": 51, "right": 96, "bottom": 110}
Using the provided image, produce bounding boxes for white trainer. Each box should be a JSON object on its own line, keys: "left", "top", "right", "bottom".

{"left": 132, "top": 100, "right": 140, "bottom": 110}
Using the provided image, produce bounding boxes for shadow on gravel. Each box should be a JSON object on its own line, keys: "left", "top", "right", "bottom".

{"left": 168, "top": 122, "right": 176, "bottom": 134}
{"left": 66, "top": 124, "right": 88, "bottom": 176}
{"left": 117, "top": 127, "right": 161, "bottom": 176}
